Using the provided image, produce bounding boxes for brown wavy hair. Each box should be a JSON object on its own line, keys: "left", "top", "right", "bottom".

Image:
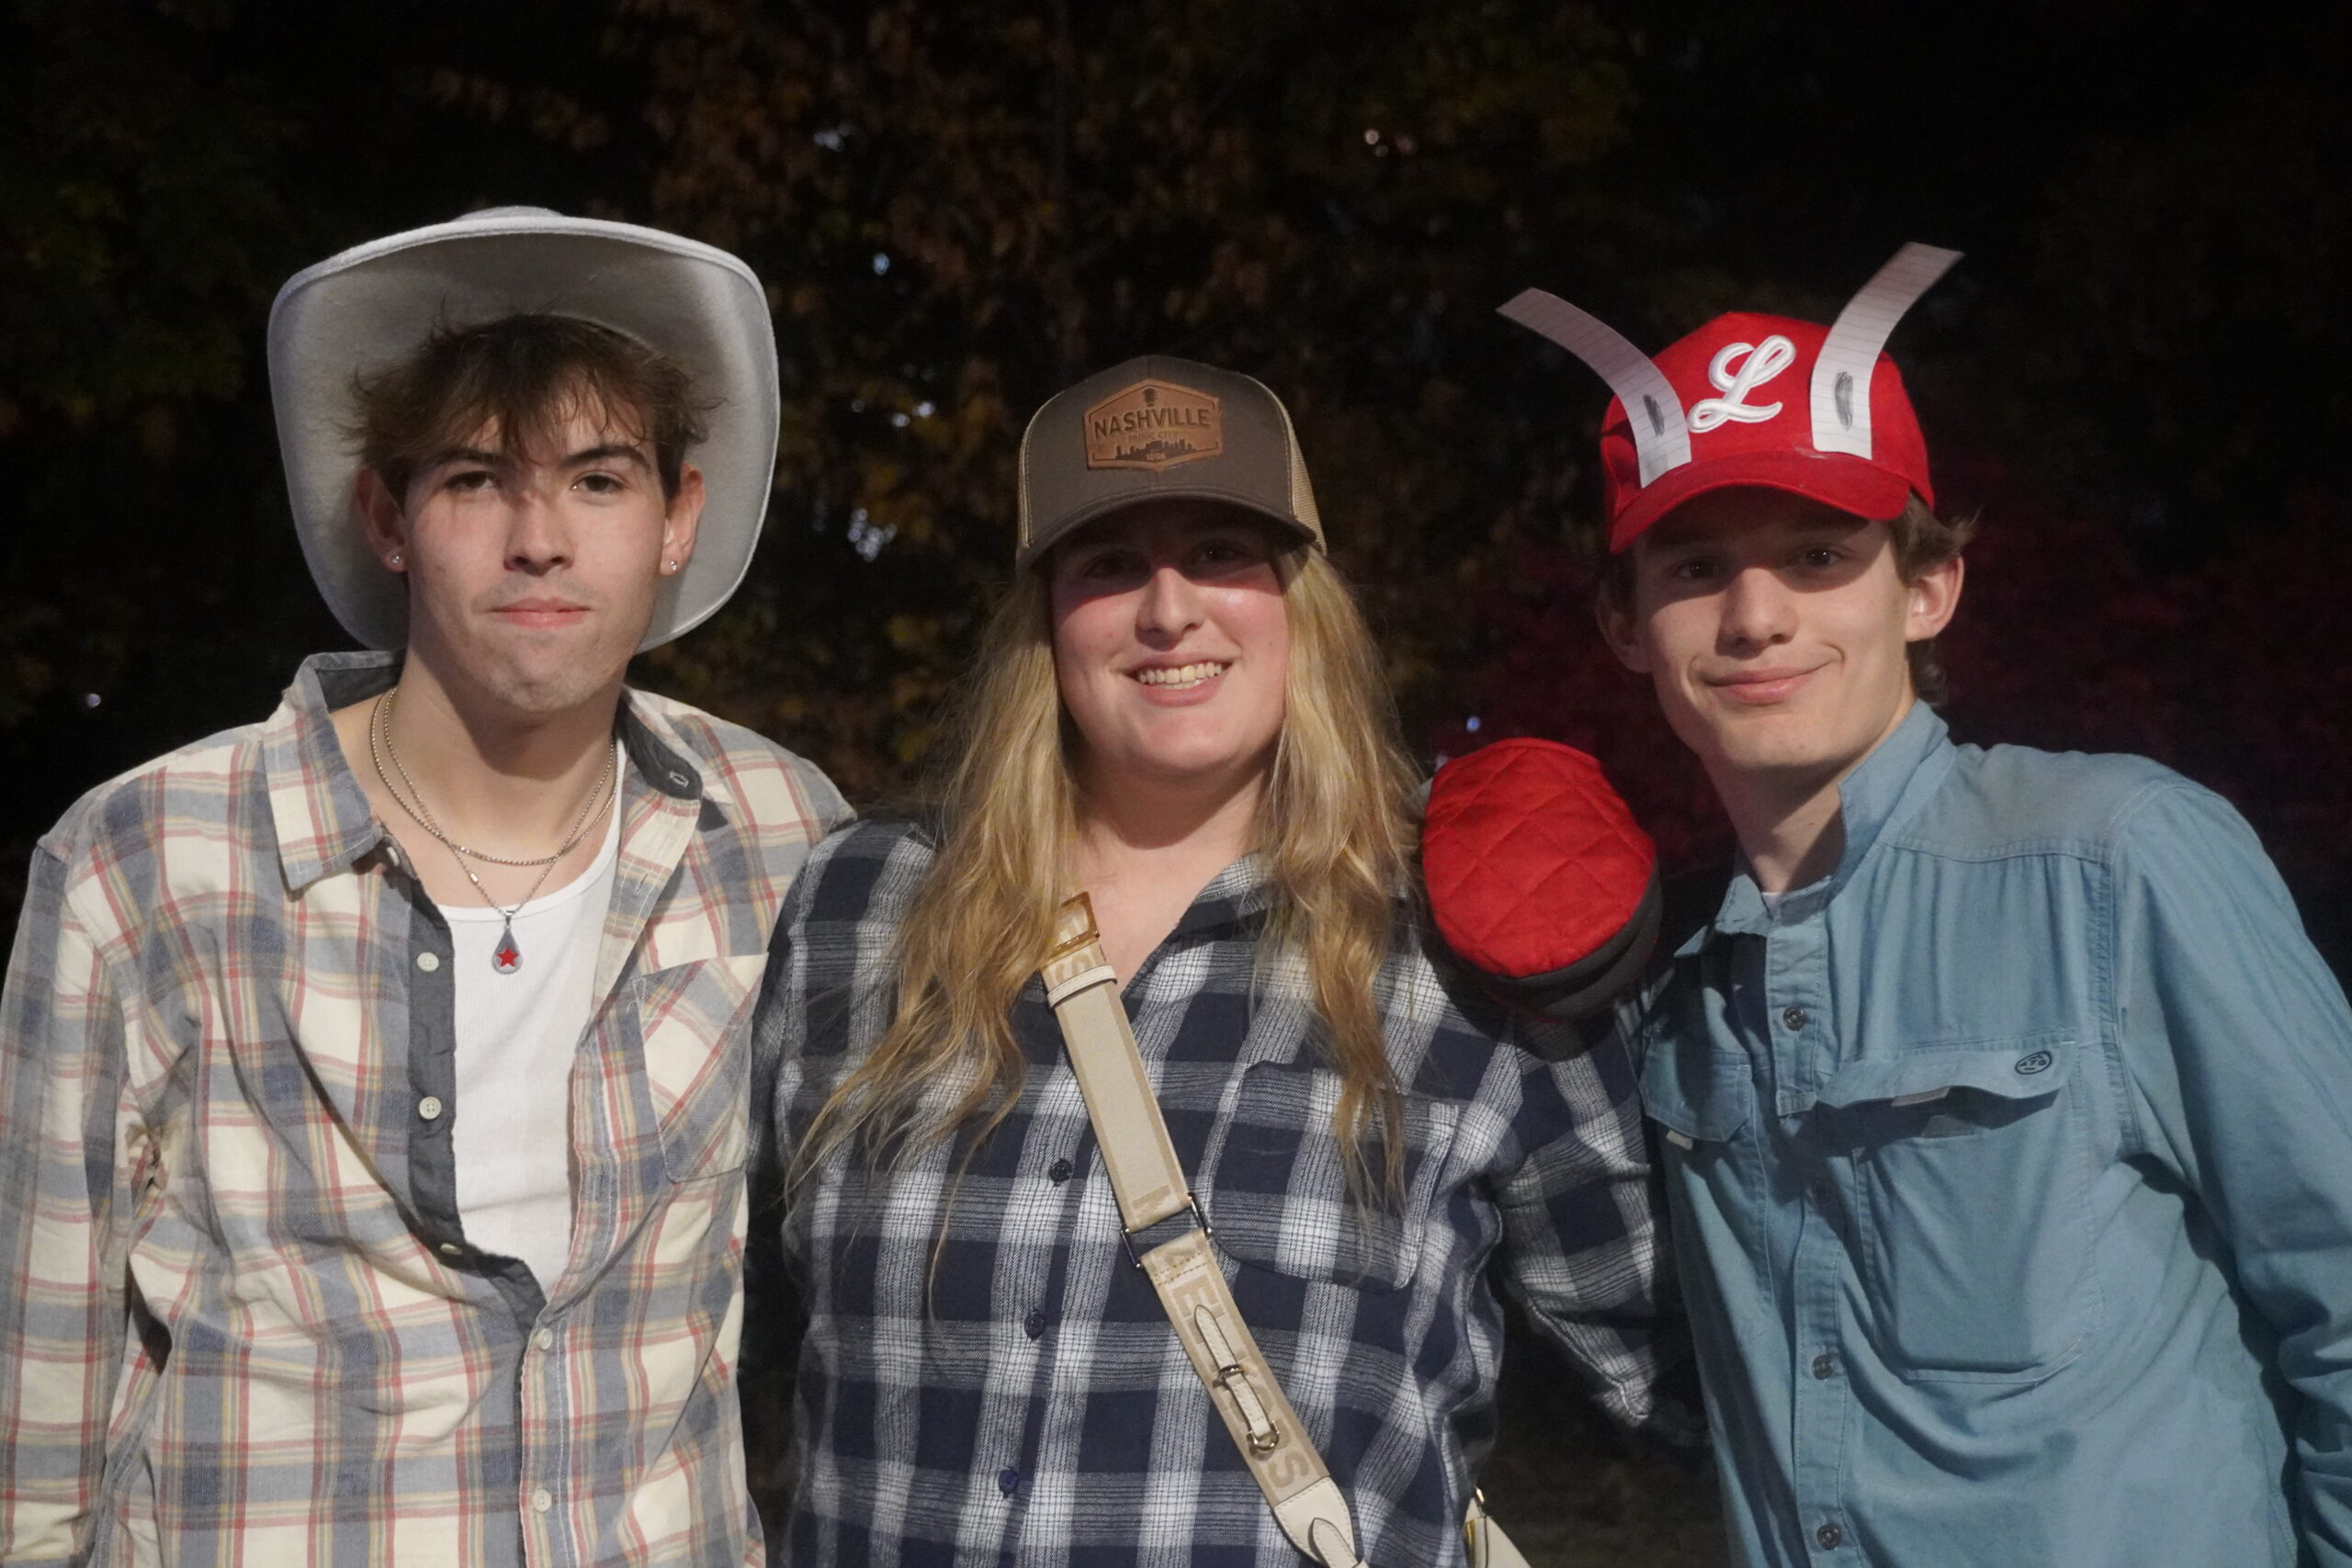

{"left": 349, "top": 312, "right": 709, "bottom": 502}
{"left": 792, "top": 542, "right": 1422, "bottom": 1201}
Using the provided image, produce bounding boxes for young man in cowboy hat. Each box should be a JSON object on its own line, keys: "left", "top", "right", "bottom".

{"left": 1439, "top": 246, "right": 2352, "bottom": 1566}
{"left": 0, "top": 208, "right": 847, "bottom": 1566}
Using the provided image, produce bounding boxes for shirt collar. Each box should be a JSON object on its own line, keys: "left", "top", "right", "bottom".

{"left": 263, "top": 650, "right": 707, "bottom": 894}
{"left": 265, "top": 651, "right": 401, "bottom": 893}
{"left": 1702, "top": 699, "right": 1957, "bottom": 942}
{"left": 1170, "top": 852, "right": 1281, "bottom": 942}
{"left": 1160, "top": 851, "right": 1424, "bottom": 949}
{"left": 616, "top": 695, "right": 707, "bottom": 803}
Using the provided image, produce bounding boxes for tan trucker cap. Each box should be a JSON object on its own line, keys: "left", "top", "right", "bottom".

{"left": 1014, "top": 354, "right": 1325, "bottom": 568}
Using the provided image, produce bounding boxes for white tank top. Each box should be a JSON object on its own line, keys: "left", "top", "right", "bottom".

{"left": 435, "top": 774, "right": 622, "bottom": 1292}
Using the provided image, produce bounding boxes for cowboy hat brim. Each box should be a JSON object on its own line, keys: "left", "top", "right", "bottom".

{"left": 267, "top": 207, "right": 779, "bottom": 651}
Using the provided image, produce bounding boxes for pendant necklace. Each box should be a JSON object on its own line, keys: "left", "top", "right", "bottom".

{"left": 370, "top": 689, "right": 617, "bottom": 974}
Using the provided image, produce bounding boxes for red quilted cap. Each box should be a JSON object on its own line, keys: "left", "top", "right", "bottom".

{"left": 1423, "top": 738, "right": 1657, "bottom": 984}
{"left": 1599, "top": 312, "right": 1931, "bottom": 551}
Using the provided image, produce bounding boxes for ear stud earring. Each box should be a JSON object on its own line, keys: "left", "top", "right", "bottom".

{"left": 390, "top": 551, "right": 403, "bottom": 567}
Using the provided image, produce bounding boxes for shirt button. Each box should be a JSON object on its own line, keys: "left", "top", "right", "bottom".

{"left": 417, "top": 1096, "right": 444, "bottom": 1122}
{"left": 998, "top": 1468, "right": 1021, "bottom": 1496}
{"left": 532, "top": 1487, "right": 554, "bottom": 1514}
{"left": 1812, "top": 1353, "right": 1838, "bottom": 1381}
{"left": 416, "top": 951, "right": 442, "bottom": 973}
{"left": 533, "top": 1326, "right": 555, "bottom": 1350}
{"left": 1781, "top": 1004, "right": 1808, "bottom": 1031}
{"left": 437, "top": 1242, "right": 462, "bottom": 1258}
{"left": 1815, "top": 1522, "right": 1843, "bottom": 1551}
{"left": 1047, "top": 1158, "right": 1074, "bottom": 1184}
{"left": 1024, "top": 1309, "right": 1046, "bottom": 1340}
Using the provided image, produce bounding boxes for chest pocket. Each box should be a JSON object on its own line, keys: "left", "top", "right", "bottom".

{"left": 1638, "top": 1029, "right": 1773, "bottom": 1337}
{"left": 1823, "top": 1032, "right": 2098, "bottom": 1383}
{"left": 1202, "top": 1062, "right": 1460, "bottom": 1292}
{"left": 1639, "top": 1031, "right": 1756, "bottom": 1146}
{"left": 637, "top": 953, "right": 768, "bottom": 1181}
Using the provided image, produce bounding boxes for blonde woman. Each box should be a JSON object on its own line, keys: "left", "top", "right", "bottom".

{"left": 750, "top": 356, "right": 1690, "bottom": 1567}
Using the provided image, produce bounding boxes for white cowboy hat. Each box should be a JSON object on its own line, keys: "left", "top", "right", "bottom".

{"left": 266, "top": 205, "right": 779, "bottom": 651}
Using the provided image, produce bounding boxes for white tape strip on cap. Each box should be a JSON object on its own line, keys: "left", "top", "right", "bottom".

{"left": 1500, "top": 289, "right": 1692, "bottom": 487}
{"left": 1809, "top": 243, "right": 1962, "bottom": 459}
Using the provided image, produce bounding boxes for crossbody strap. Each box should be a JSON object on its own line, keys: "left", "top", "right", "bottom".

{"left": 1040, "top": 895, "right": 1366, "bottom": 1568}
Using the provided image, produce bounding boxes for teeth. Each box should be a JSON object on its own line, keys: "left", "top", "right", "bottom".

{"left": 1136, "top": 661, "right": 1228, "bottom": 688}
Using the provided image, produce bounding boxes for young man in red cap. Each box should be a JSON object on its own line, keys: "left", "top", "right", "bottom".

{"left": 1476, "top": 247, "right": 2352, "bottom": 1566}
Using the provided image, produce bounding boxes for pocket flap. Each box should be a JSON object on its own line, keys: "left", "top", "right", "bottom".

{"left": 1814, "top": 1032, "right": 2075, "bottom": 1110}
{"left": 637, "top": 952, "right": 768, "bottom": 1179}
{"left": 1639, "top": 1034, "right": 1753, "bottom": 1144}
{"left": 1205, "top": 1062, "right": 1460, "bottom": 1293}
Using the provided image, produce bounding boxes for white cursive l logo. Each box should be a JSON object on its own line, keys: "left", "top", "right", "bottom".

{"left": 1689, "top": 336, "right": 1796, "bottom": 432}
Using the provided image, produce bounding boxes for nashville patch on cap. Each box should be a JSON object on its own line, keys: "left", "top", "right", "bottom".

{"left": 1084, "top": 379, "right": 1224, "bottom": 471}
{"left": 1017, "top": 354, "right": 1322, "bottom": 568}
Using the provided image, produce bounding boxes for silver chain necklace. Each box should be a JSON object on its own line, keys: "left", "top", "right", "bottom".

{"left": 369, "top": 689, "right": 616, "bottom": 974}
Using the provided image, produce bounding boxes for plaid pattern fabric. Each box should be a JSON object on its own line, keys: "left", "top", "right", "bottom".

{"left": 0, "top": 650, "right": 849, "bottom": 1568}
{"left": 753, "top": 818, "right": 1688, "bottom": 1568}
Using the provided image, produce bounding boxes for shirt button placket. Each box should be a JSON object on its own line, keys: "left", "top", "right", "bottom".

{"left": 1791, "top": 1186, "right": 1850, "bottom": 1536}
{"left": 1777, "top": 921, "right": 1850, "bottom": 1560}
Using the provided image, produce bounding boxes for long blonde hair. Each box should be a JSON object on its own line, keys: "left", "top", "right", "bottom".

{"left": 792, "top": 543, "right": 1421, "bottom": 1199}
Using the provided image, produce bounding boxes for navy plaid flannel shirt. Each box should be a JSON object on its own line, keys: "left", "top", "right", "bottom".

{"left": 751, "top": 818, "right": 1690, "bottom": 1568}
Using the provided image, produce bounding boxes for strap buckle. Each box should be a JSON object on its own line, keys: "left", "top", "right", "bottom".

{"left": 1120, "top": 1191, "right": 1212, "bottom": 1270}
{"left": 1218, "top": 1359, "right": 1283, "bottom": 1454}
{"left": 1192, "top": 1302, "right": 1283, "bottom": 1457}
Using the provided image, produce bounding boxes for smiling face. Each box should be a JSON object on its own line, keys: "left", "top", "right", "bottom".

{"left": 357, "top": 394, "right": 704, "bottom": 716}
{"left": 1603, "top": 488, "right": 1962, "bottom": 801}
{"left": 1047, "top": 500, "right": 1291, "bottom": 806}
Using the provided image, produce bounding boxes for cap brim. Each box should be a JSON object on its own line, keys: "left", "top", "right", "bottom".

{"left": 1014, "top": 484, "right": 1317, "bottom": 570}
{"left": 267, "top": 213, "right": 779, "bottom": 650}
{"left": 1610, "top": 451, "right": 1913, "bottom": 552}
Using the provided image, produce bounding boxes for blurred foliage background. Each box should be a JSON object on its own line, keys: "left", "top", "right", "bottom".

{"left": 5, "top": 2, "right": 2346, "bottom": 1560}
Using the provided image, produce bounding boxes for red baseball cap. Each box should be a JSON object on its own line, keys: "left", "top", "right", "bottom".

{"left": 1501, "top": 243, "right": 1960, "bottom": 552}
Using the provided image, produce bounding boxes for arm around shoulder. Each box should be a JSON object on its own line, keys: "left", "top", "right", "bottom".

{"left": 1489, "top": 1013, "right": 1700, "bottom": 1444}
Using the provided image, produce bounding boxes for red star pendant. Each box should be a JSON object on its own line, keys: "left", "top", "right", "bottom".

{"left": 492, "top": 925, "right": 523, "bottom": 975}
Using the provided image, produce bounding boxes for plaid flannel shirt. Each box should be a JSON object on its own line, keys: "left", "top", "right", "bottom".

{"left": 0, "top": 650, "right": 850, "bottom": 1568}
{"left": 752, "top": 818, "right": 1689, "bottom": 1568}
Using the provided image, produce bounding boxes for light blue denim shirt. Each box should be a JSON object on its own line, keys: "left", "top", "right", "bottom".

{"left": 1633, "top": 701, "right": 2352, "bottom": 1568}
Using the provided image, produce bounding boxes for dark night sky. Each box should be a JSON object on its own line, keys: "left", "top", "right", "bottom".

{"left": 2, "top": 0, "right": 2344, "bottom": 932}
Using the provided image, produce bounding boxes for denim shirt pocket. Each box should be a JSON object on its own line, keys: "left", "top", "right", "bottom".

{"left": 1639, "top": 1032, "right": 1756, "bottom": 1147}
{"left": 1639, "top": 1031, "right": 1773, "bottom": 1339}
{"left": 636, "top": 953, "right": 768, "bottom": 1181}
{"left": 1202, "top": 1061, "right": 1461, "bottom": 1293}
{"left": 1821, "top": 1032, "right": 2098, "bottom": 1383}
